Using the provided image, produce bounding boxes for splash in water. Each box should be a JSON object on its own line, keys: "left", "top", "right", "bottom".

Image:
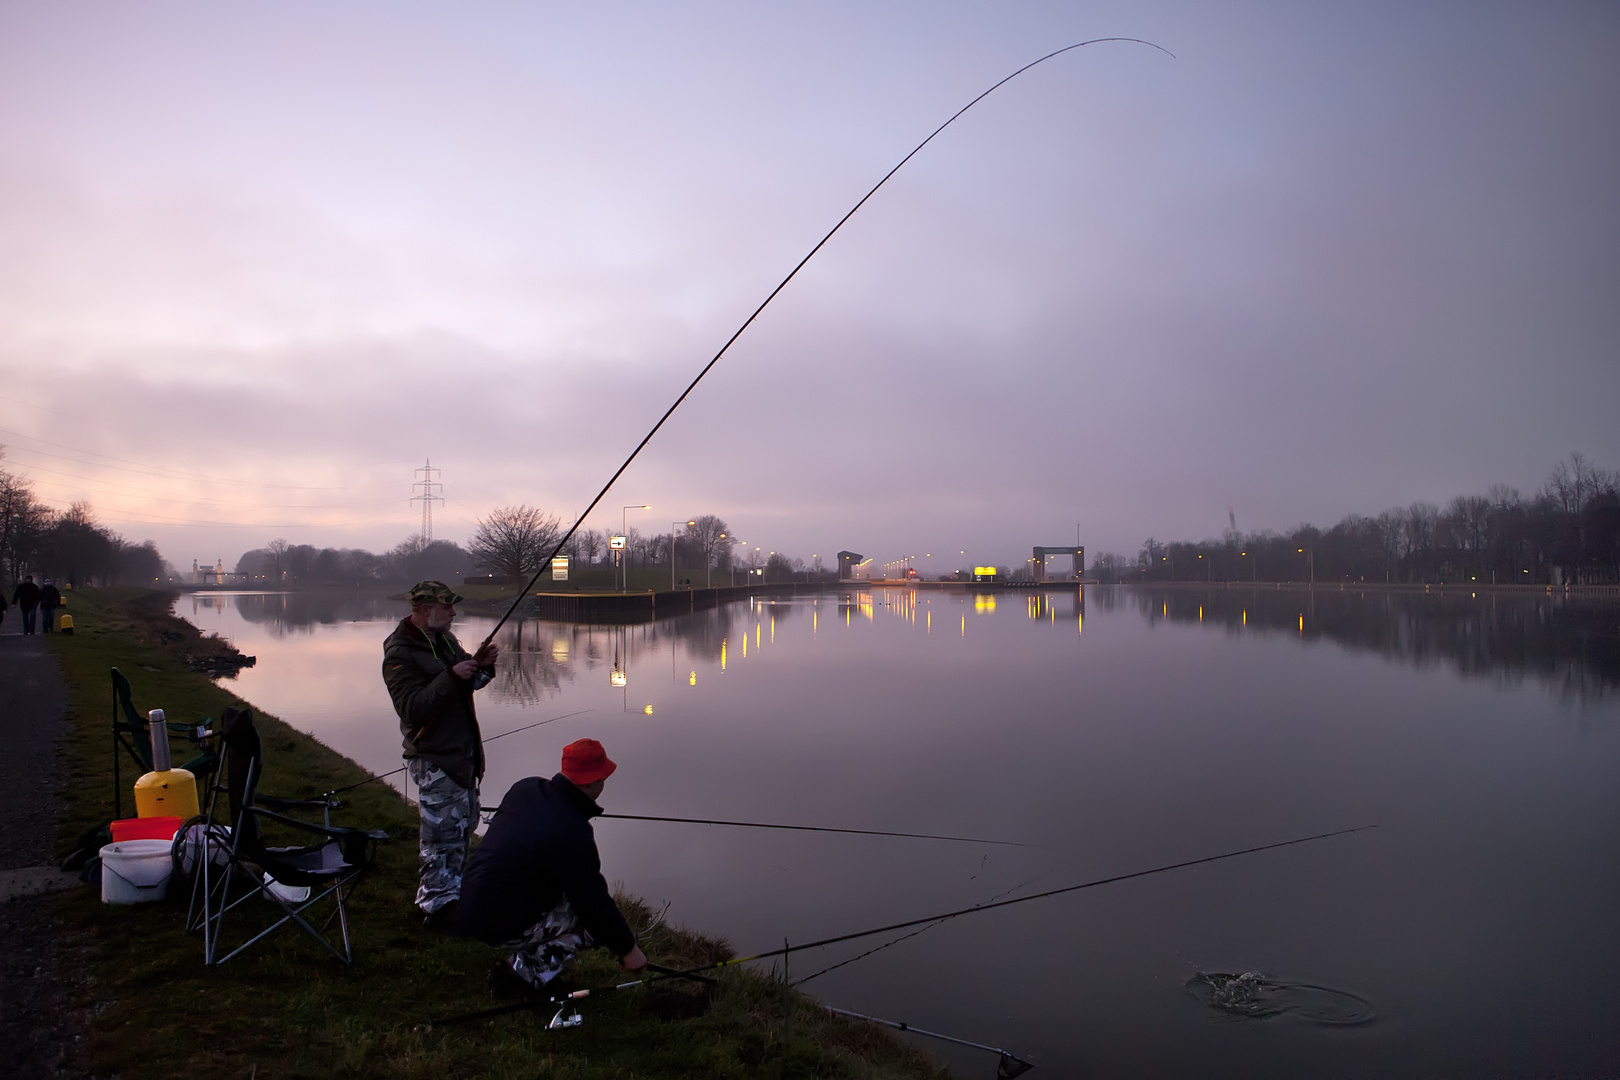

{"left": 1186, "top": 972, "right": 1375, "bottom": 1025}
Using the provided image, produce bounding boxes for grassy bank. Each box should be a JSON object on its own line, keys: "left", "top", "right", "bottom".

{"left": 43, "top": 587, "right": 948, "bottom": 1079}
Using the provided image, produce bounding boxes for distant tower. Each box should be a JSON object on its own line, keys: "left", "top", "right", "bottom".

{"left": 411, "top": 460, "right": 444, "bottom": 544}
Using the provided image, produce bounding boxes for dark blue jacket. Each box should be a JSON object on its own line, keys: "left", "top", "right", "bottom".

{"left": 456, "top": 773, "right": 636, "bottom": 957}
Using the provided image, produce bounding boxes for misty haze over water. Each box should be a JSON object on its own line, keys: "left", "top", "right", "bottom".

{"left": 181, "top": 585, "right": 1620, "bottom": 1078}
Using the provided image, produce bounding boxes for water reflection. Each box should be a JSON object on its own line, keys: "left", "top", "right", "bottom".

{"left": 188, "top": 588, "right": 402, "bottom": 633}
{"left": 1113, "top": 586, "right": 1620, "bottom": 702}
{"left": 172, "top": 585, "right": 1620, "bottom": 1079}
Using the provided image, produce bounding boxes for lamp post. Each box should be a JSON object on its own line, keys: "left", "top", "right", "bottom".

{"left": 621, "top": 504, "right": 650, "bottom": 592}
{"left": 672, "top": 520, "right": 695, "bottom": 591}
{"left": 1298, "top": 547, "right": 1314, "bottom": 585}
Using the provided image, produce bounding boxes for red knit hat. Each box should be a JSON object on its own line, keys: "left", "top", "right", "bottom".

{"left": 560, "top": 738, "right": 617, "bottom": 785}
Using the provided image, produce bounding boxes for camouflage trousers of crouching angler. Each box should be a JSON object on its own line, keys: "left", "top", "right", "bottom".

{"left": 407, "top": 759, "right": 479, "bottom": 914}
{"left": 499, "top": 898, "right": 596, "bottom": 987}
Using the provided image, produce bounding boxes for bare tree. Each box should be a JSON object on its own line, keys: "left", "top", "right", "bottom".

{"left": 1403, "top": 502, "right": 1439, "bottom": 557}
{"left": 469, "top": 505, "right": 563, "bottom": 581}
{"left": 578, "top": 528, "right": 605, "bottom": 566}
{"left": 266, "top": 538, "right": 291, "bottom": 583}
{"left": 686, "top": 515, "right": 731, "bottom": 587}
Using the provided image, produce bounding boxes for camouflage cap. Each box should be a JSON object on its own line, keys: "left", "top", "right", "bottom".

{"left": 407, "top": 580, "right": 464, "bottom": 606}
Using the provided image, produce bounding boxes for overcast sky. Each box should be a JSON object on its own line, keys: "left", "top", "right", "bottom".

{"left": 1, "top": 1, "right": 1615, "bottom": 571}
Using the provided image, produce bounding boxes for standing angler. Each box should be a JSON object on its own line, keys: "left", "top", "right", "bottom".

{"left": 383, "top": 580, "right": 499, "bottom": 931}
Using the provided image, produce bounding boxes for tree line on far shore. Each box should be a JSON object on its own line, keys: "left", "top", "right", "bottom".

{"left": 234, "top": 508, "right": 824, "bottom": 587}
{"left": 1088, "top": 453, "right": 1620, "bottom": 586}
{"left": 0, "top": 459, "right": 165, "bottom": 588}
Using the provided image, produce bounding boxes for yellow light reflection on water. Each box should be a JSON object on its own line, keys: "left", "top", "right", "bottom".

{"left": 689, "top": 670, "right": 697, "bottom": 686}
{"left": 610, "top": 668, "right": 627, "bottom": 688}
{"left": 974, "top": 594, "right": 997, "bottom": 613}
{"left": 961, "top": 614, "right": 966, "bottom": 636}
{"left": 1298, "top": 614, "right": 1305, "bottom": 634}
{"left": 770, "top": 614, "right": 775, "bottom": 644}
{"left": 643, "top": 704, "right": 654, "bottom": 715}
{"left": 1242, "top": 610, "right": 1247, "bottom": 626}
{"left": 1199, "top": 605, "right": 1203, "bottom": 622}
{"left": 721, "top": 639, "right": 727, "bottom": 670}
{"left": 742, "top": 634, "right": 748, "bottom": 658}
{"left": 756, "top": 623, "right": 761, "bottom": 648}
{"left": 813, "top": 608, "right": 817, "bottom": 633}
{"left": 926, "top": 610, "right": 931, "bottom": 632}
{"left": 551, "top": 637, "right": 569, "bottom": 663}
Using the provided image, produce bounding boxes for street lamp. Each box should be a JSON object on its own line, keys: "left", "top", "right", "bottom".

{"left": 672, "top": 520, "right": 695, "bottom": 591}
{"left": 620, "top": 504, "right": 650, "bottom": 591}
{"left": 1298, "top": 547, "right": 1314, "bottom": 585}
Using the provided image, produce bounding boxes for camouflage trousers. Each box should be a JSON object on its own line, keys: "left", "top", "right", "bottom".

{"left": 407, "top": 759, "right": 479, "bottom": 914}
{"left": 499, "top": 897, "right": 595, "bottom": 987}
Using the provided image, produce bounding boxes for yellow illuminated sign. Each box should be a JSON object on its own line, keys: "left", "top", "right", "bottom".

{"left": 973, "top": 566, "right": 996, "bottom": 577}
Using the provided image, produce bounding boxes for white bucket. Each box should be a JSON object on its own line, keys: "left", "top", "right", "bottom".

{"left": 99, "top": 839, "right": 174, "bottom": 904}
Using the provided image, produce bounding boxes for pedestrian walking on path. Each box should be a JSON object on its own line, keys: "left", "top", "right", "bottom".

{"left": 11, "top": 575, "right": 40, "bottom": 635}
{"left": 39, "top": 579, "right": 61, "bottom": 634}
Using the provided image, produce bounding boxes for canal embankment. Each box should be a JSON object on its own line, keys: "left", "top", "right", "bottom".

{"left": 10, "top": 587, "right": 950, "bottom": 1080}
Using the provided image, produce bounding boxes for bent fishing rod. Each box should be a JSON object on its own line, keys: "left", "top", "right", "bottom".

{"left": 684, "top": 825, "right": 1377, "bottom": 975}
{"left": 476, "top": 35, "right": 1173, "bottom": 653}
{"left": 322, "top": 708, "right": 592, "bottom": 797}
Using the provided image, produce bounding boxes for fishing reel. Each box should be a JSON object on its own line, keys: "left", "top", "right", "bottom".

{"left": 546, "top": 987, "right": 591, "bottom": 1030}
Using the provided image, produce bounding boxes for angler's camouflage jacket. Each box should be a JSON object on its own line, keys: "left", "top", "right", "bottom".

{"left": 382, "top": 617, "right": 493, "bottom": 790}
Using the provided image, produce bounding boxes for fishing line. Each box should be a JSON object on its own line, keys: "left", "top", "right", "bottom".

{"left": 791, "top": 865, "right": 1059, "bottom": 986}
{"left": 688, "top": 825, "right": 1377, "bottom": 975}
{"left": 322, "top": 708, "right": 592, "bottom": 797}
{"left": 476, "top": 35, "right": 1173, "bottom": 652}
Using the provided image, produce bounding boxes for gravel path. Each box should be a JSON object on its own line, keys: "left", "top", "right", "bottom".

{"left": 0, "top": 627, "right": 67, "bottom": 871}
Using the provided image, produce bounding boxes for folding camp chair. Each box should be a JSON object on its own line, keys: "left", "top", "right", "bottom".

{"left": 111, "top": 667, "right": 218, "bottom": 819}
{"left": 186, "top": 706, "right": 388, "bottom": 966}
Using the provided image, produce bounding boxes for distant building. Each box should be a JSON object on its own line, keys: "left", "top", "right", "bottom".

{"left": 192, "top": 557, "right": 249, "bottom": 586}
{"left": 1031, "top": 545, "right": 1085, "bottom": 581}
{"left": 837, "top": 551, "right": 865, "bottom": 581}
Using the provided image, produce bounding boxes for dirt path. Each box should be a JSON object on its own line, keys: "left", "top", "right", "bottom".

{"left": 0, "top": 627, "right": 67, "bottom": 870}
{"left": 0, "top": 624, "right": 95, "bottom": 1077}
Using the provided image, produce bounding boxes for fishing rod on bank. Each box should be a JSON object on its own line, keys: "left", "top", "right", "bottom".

{"left": 680, "top": 825, "right": 1377, "bottom": 976}
{"left": 322, "top": 708, "right": 593, "bottom": 797}
{"left": 433, "top": 962, "right": 717, "bottom": 1028}
{"left": 478, "top": 806, "right": 1031, "bottom": 846}
{"left": 475, "top": 35, "right": 1174, "bottom": 654}
{"left": 824, "top": 1007, "right": 1034, "bottom": 1079}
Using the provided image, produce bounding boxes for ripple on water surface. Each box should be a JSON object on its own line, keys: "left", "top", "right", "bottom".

{"left": 1186, "top": 971, "right": 1376, "bottom": 1025}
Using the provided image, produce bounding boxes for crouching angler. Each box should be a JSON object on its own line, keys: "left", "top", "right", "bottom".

{"left": 382, "top": 580, "right": 498, "bottom": 930}
{"left": 457, "top": 739, "right": 648, "bottom": 990}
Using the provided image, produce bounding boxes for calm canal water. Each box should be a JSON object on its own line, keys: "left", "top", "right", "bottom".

{"left": 178, "top": 585, "right": 1620, "bottom": 1079}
